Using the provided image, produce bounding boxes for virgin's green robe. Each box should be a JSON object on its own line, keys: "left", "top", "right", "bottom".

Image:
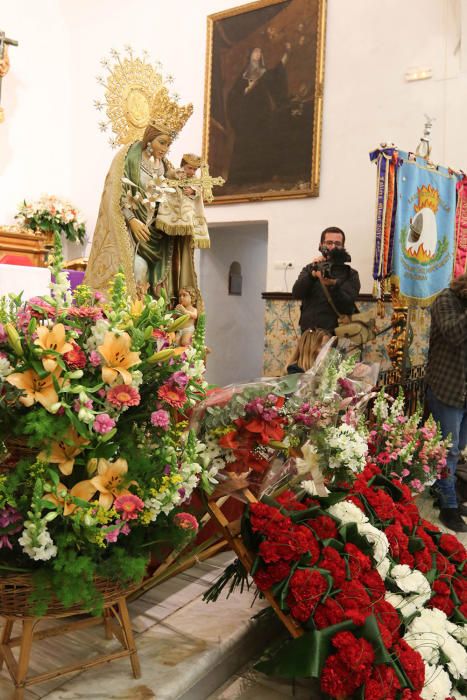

{"left": 85, "top": 142, "right": 200, "bottom": 303}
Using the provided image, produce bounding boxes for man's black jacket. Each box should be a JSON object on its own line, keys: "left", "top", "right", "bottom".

{"left": 291, "top": 264, "right": 361, "bottom": 333}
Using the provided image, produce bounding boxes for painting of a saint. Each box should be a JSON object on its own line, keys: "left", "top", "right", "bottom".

{"left": 203, "top": 0, "right": 326, "bottom": 203}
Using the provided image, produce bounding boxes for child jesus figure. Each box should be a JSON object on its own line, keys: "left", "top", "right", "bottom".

{"left": 155, "top": 153, "right": 210, "bottom": 249}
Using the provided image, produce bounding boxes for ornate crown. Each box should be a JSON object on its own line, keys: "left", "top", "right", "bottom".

{"left": 94, "top": 47, "right": 193, "bottom": 147}
{"left": 181, "top": 153, "right": 202, "bottom": 168}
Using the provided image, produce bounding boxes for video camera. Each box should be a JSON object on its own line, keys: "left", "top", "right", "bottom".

{"left": 310, "top": 246, "right": 352, "bottom": 279}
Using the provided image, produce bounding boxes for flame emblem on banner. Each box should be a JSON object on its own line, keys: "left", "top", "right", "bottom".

{"left": 406, "top": 185, "right": 439, "bottom": 261}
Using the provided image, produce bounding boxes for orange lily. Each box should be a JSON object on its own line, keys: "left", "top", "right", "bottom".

{"left": 68, "top": 457, "right": 136, "bottom": 511}
{"left": 43, "top": 483, "right": 83, "bottom": 518}
{"left": 98, "top": 332, "right": 141, "bottom": 385}
{"left": 38, "top": 428, "right": 89, "bottom": 475}
{"left": 44, "top": 482, "right": 68, "bottom": 508}
{"left": 34, "top": 323, "right": 73, "bottom": 372}
{"left": 6, "top": 368, "right": 62, "bottom": 411}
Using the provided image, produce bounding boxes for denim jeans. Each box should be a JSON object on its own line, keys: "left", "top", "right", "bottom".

{"left": 426, "top": 386, "right": 467, "bottom": 508}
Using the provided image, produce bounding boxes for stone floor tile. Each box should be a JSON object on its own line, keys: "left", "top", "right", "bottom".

{"left": 206, "top": 674, "right": 292, "bottom": 700}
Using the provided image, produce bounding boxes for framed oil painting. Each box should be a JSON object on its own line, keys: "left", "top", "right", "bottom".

{"left": 203, "top": 0, "right": 327, "bottom": 204}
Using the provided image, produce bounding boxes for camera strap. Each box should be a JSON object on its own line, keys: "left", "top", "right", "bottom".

{"left": 318, "top": 278, "right": 346, "bottom": 321}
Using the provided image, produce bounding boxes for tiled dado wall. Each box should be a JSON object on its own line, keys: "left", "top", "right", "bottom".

{"left": 262, "top": 293, "right": 431, "bottom": 377}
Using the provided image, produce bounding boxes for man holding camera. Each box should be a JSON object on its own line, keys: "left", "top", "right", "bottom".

{"left": 292, "top": 227, "right": 361, "bottom": 333}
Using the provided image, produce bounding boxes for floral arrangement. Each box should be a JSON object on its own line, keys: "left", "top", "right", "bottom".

{"left": 369, "top": 391, "right": 449, "bottom": 494}
{"left": 208, "top": 466, "right": 466, "bottom": 700}
{"left": 0, "top": 236, "right": 217, "bottom": 613}
{"left": 199, "top": 350, "right": 466, "bottom": 699}
{"left": 16, "top": 195, "right": 86, "bottom": 244}
{"left": 193, "top": 352, "right": 375, "bottom": 495}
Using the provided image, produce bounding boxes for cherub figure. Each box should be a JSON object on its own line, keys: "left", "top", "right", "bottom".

{"left": 174, "top": 286, "right": 198, "bottom": 346}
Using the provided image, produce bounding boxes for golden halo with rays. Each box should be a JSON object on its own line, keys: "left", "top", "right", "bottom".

{"left": 94, "top": 47, "right": 193, "bottom": 148}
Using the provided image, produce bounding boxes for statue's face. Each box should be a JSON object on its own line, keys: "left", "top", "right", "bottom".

{"left": 183, "top": 164, "right": 198, "bottom": 178}
{"left": 179, "top": 289, "right": 192, "bottom": 306}
{"left": 151, "top": 134, "right": 171, "bottom": 159}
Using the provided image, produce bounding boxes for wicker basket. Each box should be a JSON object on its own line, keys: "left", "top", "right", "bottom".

{"left": 0, "top": 573, "right": 133, "bottom": 618}
{"left": 0, "top": 437, "right": 37, "bottom": 474}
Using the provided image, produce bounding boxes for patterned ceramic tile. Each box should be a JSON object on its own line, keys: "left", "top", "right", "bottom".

{"left": 263, "top": 299, "right": 430, "bottom": 377}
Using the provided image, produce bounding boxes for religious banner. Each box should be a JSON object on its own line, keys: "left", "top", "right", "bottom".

{"left": 454, "top": 176, "right": 467, "bottom": 278}
{"left": 369, "top": 146, "right": 397, "bottom": 295}
{"left": 391, "top": 152, "right": 459, "bottom": 306}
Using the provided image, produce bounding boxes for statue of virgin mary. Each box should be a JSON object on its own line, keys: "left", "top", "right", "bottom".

{"left": 84, "top": 51, "right": 201, "bottom": 303}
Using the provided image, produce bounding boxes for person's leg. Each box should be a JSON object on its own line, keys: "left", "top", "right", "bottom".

{"left": 458, "top": 405, "right": 467, "bottom": 454}
{"left": 426, "top": 386, "right": 463, "bottom": 509}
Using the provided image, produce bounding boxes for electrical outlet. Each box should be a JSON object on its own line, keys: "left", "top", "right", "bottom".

{"left": 274, "top": 260, "right": 294, "bottom": 270}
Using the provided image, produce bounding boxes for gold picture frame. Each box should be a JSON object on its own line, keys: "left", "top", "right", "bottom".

{"left": 203, "top": 0, "right": 327, "bottom": 204}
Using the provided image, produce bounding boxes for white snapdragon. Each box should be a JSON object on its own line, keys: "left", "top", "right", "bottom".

{"left": 19, "top": 517, "right": 57, "bottom": 561}
{"left": 181, "top": 358, "right": 205, "bottom": 380}
{"left": 389, "top": 392, "right": 405, "bottom": 419}
{"left": 144, "top": 459, "right": 203, "bottom": 522}
{"left": 180, "top": 346, "right": 196, "bottom": 362}
{"left": 372, "top": 391, "right": 390, "bottom": 421}
{"left": 0, "top": 355, "right": 13, "bottom": 378}
{"left": 131, "top": 370, "right": 143, "bottom": 388}
{"left": 50, "top": 271, "right": 73, "bottom": 308}
{"left": 84, "top": 319, "right": 110, "bottom": 351}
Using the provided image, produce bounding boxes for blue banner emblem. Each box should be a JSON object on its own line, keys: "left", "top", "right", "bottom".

{"left": 392, "top": 152, "right": 458, "bottom": 305}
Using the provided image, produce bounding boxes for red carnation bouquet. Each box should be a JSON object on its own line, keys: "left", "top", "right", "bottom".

{"left": 205, "top": 464, "right": 467, "bottom": 699}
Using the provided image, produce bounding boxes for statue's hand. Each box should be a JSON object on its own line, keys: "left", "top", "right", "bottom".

{"left": 129, "top": 218, "right": 150, "bottom": 242}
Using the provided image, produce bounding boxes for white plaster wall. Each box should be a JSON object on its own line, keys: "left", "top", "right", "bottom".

{"left": 199, "top": 221, "right": 268, "bottom": 385}
{"left": 0, "top": 1, "right": 73, "bottom": 216}
{"left": 0, "top": 0, "right": 465, "bottom": 292}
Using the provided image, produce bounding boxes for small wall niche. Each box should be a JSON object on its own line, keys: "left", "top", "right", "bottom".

{"left": 228, "top": 261, "right": 242, "bottom": 295}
